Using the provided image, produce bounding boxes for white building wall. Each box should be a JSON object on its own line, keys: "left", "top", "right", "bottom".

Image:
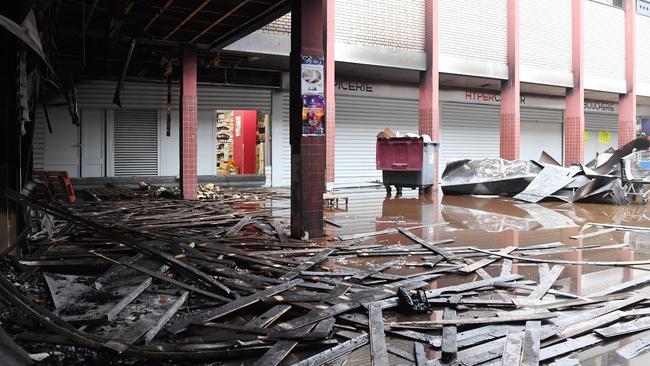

{"left": 519, "top": 0, "right": 573, "bottom": 86}
{"left": 584, "top": 0, "right": 626, "bottom": 92}
{"left": 439, "top": 0, "right": 508, "bottom": 78}
{"left": 335, "top": 0, "right": 425, "bottom": 52}
{"left": 637, "top": 14, "right": 650, "bottom": 96}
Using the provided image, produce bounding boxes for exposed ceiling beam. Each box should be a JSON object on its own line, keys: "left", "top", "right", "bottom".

{"left": 190, "top": 0, "right": 250, "bottom": 43}
{"left": 162, "top": 0, "right": 211, "bottom": 40}
{"left": 143, "top": 0, "right": 175, "bottom": 32}
{"left": 209, "top": 0, "right": 290, "bottom": 51}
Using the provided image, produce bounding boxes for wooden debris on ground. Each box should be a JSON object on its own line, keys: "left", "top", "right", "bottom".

{"left": 2, "top": 186, "right": 650, "bottom": 365}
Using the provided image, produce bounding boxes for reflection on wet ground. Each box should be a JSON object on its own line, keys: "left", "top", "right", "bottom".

{"left": 297, "top": 186, "right": 650, "bottom": 365}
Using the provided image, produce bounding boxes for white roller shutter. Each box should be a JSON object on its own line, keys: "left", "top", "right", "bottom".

{"left": 585, "top": 112, "right": 618, "bottom": 162}
{"left": 335, "top": 95, "right": 419, "bottom": 187}
{"left": 113, "top": 109, "right": 159, "bottom": 176}
{"left": 520, "top": 107, "right": 563, "bottom": 163}
{"left": 440, "top": 102, "right": 500, "bottom": 170}
{"left": 272, "top": 92, "right": 291, "bottom": 187}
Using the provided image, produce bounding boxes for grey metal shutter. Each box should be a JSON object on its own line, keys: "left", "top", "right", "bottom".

{"left": 113, "top": 109, "right": 158, "bottom": 176}
{"left": 440, "top": 102, "right": 500, "bottom": 168}
{"left": 520, "top": 107, "right": 564, "bottom": 163}
{"left": 335, "top": 95, "right": 419, "bottom": 187}
{"left": 33, "top": 109, "right": 46, "bottom": 171}
{"left": 585, "top": 112, "right": 618, "bottom": 132}
{"left": 274, "top": 92, "right": 292, "bottom": 186}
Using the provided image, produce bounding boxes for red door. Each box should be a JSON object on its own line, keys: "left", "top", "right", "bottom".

{"left": 231, "top": 110, "right": 257, "bottom": 174}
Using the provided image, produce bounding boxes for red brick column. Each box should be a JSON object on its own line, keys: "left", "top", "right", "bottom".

{"left": 500, "top": 0, "right": 520, "bottom": 160}
{"left": 619, "top": 0, "right": 637, "bottom": 146}
{"left": 180, "top": 47, "right": 198, "bottom": 200}
{"left": 290, "top": 0, "right": 327, "bottom": 239}
{"left": 325, "top": 0, "right": 335, "bottom": 187}
{"left": 419, "top": 0, "right": 440, "bottom": 183}
{"left": 564, "top": 0, "right": 585, "bottom": 166}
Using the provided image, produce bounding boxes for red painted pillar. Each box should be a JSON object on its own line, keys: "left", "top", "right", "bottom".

{"left": 419, "top": 0, "right": 440, "bottom": 183}
{"left": 325, "top": 0, "right": 336, "bottom": 188}
{"left": 619, "top": 0, "right": 637, "bottom": 146}
{"left": 290, "top": 0, "right": 327, "bottom": 239}
{"left": 500, "top": 0, "right": 520, "bottom": 160}
{"left": 180, "top": 47, "right": 198, "bottom": 200}
{"left": 564, "top": 0, "right": 585, "bottom": 166}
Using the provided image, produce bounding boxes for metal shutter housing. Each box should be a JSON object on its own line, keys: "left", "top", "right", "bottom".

{"left": 520, "top": 107, "right": 564, "bottom": 163}
{"left": 440, "top": 102, "right": 500, "bottom": 170}
{"left": 335, "top": 95, "right": 419, "bottom": 187}
{"left": 113, "top": 109, "right": 158, "bottom": 176}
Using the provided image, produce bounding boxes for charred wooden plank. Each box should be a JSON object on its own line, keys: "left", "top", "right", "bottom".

{"left": 225, "top": 214, "right": 253, "bottom": 236}
{"left": 291, "top": 333, "right": 368, "bottom": 366}
{"left": 368, "top": 303, "right": 389, "bottom": 366}
{"left": 397, "top": 228, "right": 457, "bottom": 261}
{"left": 143, "top": 291, "right": 188, "bottom": 345}
{"left": 279, "top": 248, "right": 334, "bottom": 281}
{"left": 520, "top": 321, "right": 541, "bottom": 366}
{"left": 500, "top": 327, "right": 523, "bottom": 365}
{"left": 167, "top": 279, "right": 302, "bottom": 334}
{"left": 414, "top": 342, "right": 428, "bottom": 366}
{"left": 527, "top": 265, "right": 564, "bottom": 300}
{"left": 459, "top": 247, "right": 516, "bottom": 274}
{"left": 617, "top": 333, "right": 650, "bottom": 359}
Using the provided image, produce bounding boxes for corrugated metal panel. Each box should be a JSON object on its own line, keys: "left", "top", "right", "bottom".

{"left": 585, "top": 112, "right": 618, "bottom": 131}
{"left": 440, "top": 102, "right": 500, "bottom": 167}
{"left": 637, "top": 15, "right": 650, "bottom": 85}
{"left": 520, "top": 108, "right": 564, "bottom": 163}
{"left": 439, "top": 0, "right": 508, "bottom": 65}
{"left": 273, "top": 92, "right": 291, "bottom": 187}
{"left": 49, "top": 80, "right": 272, "bottom": 114}
{"left": 113, "top": 109, "right": 158, "bottom": 176}
{"left": 33, "top": 110, "right": 46, "bottom": 171}
{"left": 584, "top": 1, "right": 626, "bottom": 81}
{"left": 335, "top": 95, "right": 419, "bottom": 187}
{"left": 520, "top": 0, "right": 572, "bottom": 73}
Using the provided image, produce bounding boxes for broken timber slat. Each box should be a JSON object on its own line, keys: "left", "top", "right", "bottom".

{"left": 589, "top": 274, "right": 650, "bottom": 297}
{"left": 397, "top": 228, "right": 458, "bottom": 261}
{"left": 527, "top": 265, "right": 564, "bottom": 300}
{"left": 143, "top": 291, "right": 188, "bottom": 345}
{"left": 104, "top": 315, "right": 157, "bottom": 353}
{"left": 459, "top": 246, "right": 516, "bottom": 274}
{"left": 167, "top": 279, "right": 302, "bottom": 334}
{"left": 389, "top": 311, "right": 555, "bottom": 329}
{"left": 225, "top": 214, "right": 253, "bottom": 236}
{"left": 252, "top": 324, "right": 316, "bottom": 366}
{"left": 279, "top": 248, "right": 334, "bottom": 281}
{"left": 386, "top": 343, "right": 415, "bottom": 362}
{"left": 500, "top": 327, "right": 523, "bottom": 365}
{"left": 441, "top": 295, "right": 460, "bottom": 363}
{"left": 292, "top": 333, "right": 369, "bottom": 366}
{"left": 539, "top": 334, "right": 602, "bottom": 362}
{"left": 520, "top": 320, "right": 541, "bottom": 366}
{"left": 468, "top": 246, "right": 650, "bottom": 267}
{"left": 106, "top": 277, "right": 152, "bottom": 322}
{"left": 245, "top": 305, "right": 292, "bottom": 329}
{"left": 596, "top": 315, "right": 650, "bottom": 338}
{"left": 368, "top": 303, "right": 389, "bottom": 366}
{"left": 499, "top": 259, "right": 513, "bottom": 277}
{"left": 269, "top": 219, "right": 288, "bottom": 243}
{"left": 414, "top": 342, "right": 428, "bottom": 366}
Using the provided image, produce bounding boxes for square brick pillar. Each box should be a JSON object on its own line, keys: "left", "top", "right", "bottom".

{"left": 500, "top": 0, "right": 520, "bottom": 161}
{"left": 419, "top": 0, "right": 440, "bottom": 184}
{"left": 325, "top": 0, "right": 335, "bottom": 189}
{"left": 180, "top": 47, "right": 198, "bottom": 200}
{"left": 290, "top": 0, "right": 327, "bottom": 239}
{"left": 619, "top": 0, "right": 637, "bottom": 146}
{"left": 564, "top": 0, "right": 585, "bottom": 166}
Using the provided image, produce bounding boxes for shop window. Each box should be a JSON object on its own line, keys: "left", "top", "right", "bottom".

{"left": 215, "top": 110, "right": 268, "bottom": 175}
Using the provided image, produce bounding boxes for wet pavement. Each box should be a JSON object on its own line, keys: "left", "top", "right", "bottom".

{"left": 309, "top": 186, "right": 650, "bottom": 365}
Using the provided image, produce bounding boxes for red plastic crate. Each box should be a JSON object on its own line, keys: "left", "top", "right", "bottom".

{"left": 376, "top": 137, "right": 424, "bottom": 171}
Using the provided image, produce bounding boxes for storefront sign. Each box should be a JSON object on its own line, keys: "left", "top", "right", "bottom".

{"left": 301, "top": 56, "right": 325, "bottom": 136}
{"left": 584, "top": 100, "right": 616, "bottom": 112}
{"left": 464, "top": 90, "right": 527, "bottom": 104}
{"left": 335, "top": 80, "right": 374, "bottom": 93}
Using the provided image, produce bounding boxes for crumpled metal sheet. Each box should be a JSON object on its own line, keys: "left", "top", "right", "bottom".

{"left": 513, "top": 165, "right": 576, "bottom": 203}
{"left": 441, "top": 158, "right": 542, "bottom": 196}
{"left": 593, "top": 135, "right": 650, "bottom": 175}
{"left": 574, "top": 177, "right": 628, "bottom": 205}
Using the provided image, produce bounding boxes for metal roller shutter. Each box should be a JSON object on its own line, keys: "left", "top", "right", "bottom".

{"left": 113, "top": 109, "right": 158, "bottom": 176}
{"left": 585, "top": 112, "right": 618, "bottom": 162}
{"left": 440, "top": 102, "right": 500, "bottom": 170}
{"left": 273, "top": 92, "right": 291, "bottom": 187}
{"left": 335, "top": 95, "right": 419, "bottom": 187}
{"left": 520, "top": 107, "right": 563, "bottom": 163}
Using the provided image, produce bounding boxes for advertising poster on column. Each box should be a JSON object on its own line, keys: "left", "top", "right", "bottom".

{"left": 300, "top": 56, "right": 325, "bottom": 136}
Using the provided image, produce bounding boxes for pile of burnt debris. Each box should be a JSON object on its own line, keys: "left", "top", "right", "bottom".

{"left": 442, "top": 135, "right": 650, "bottom": 205}
{"left": 3, "top": 188, "right": 650, "bottom": 365}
